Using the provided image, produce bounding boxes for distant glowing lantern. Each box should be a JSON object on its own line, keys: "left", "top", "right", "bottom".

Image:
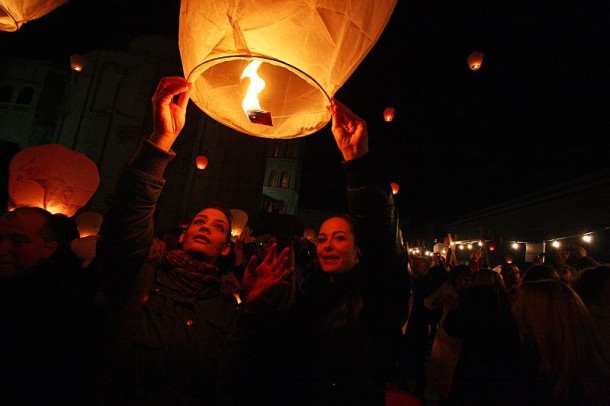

{"left": 70, "top": 235, "right": 98, "bottom": 267}
{"left": 9, "top": 144, "right": 100, "bottom": 217}
{"left": 390, "top": 182, "right": 400, "bottom": 195}
{"left": 433, "top": 242, "right": 447, "bottom": 257}
{"left": 195, "top": 155, "right": 209, "bottom": 170}
{"left": 70, "top": 54, "right": 86, "bottom": 72}
{"left": 179, "top": 0, "right": 397, "bottom": 139}
{"left": 303, "top": 227, "right": 316, "bottom": 242}
{"left": 487, "top": 241, "right": 496, "bottom": 251}
{"left": 383, "top": 107, "right": 395, "bottom": 122}
{"left": 467, "top": 51, "right": 484, "bottom": 71}
{"left": 75, "top": 211, "right": 103, "bottom": 237}
{"left": 0, "top": 0, "right": 68, "bottom": 32}
{"left": 230, "top": 209, "right": 249, "bottom": 241}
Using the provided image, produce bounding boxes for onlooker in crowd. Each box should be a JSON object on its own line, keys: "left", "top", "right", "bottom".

{"left": 443, "top": 268, "right": 523, "bottom": 405}
{"left": 229, "top": 99, "right": 412, "bottom": 405}
{"left": 521, "top": 263, "right": 561, "bottom": 284}
{"left": 500, "top": 262, "right": 521, "bottom": 303}
{"left": 571, "top": 265, "right": 610, "bottom": 355}
{"left": 90, "top": 77, "right": 292, "bottom": 404}
{"left": 512, "top": 279, "right": 610, "bottom": 405}
{"left": 0, "top": 207, "right": 102, "bottom": 404}
{"left": 424, "top": 264, "right": 473, "bottom": 405}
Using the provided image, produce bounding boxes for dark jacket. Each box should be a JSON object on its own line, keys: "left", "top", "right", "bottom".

{"left": 91, "top": 140, "right": 239, "bottom": 405}
{"left": 0, "top": 251, "right": 102, "bottom": 405}
{"left": 230, "top": 153, "right": 411, "bottom": 405}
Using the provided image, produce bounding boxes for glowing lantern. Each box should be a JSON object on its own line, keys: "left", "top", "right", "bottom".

{"left": 70, "top": 235, "right": 98, "bottom": 267}
{"left": 195, "top": 155, "right": 209, "bottom": 170}
{"left": 75, "top": 211, "right": 103, "bottom": 237}
{"left": 487, "top": 241, "right": 496, "bottom": 251}
{"left": 9, "top": 144, "right": 100, "bottom": 217}
{"left": 0, "top": 0, "right": 68, "bottom": 32}
{"left": 390, "top": 182, "right": 400, "bottom": 195}
{"left": 467, "top": 51, "right": 484, "bottom": 71}
{"left": 303, "top": 227, "right": 315, "bottom": 242}
{"left": 70, "top": 54, "right": 86, "bottom": 72}
{"left": 180, "top": 0, "right": 397, "bottom": 139}
{"left": 230, "top": 208, "right": 249, "bottom": 241}
{"left": 383, "top": 107, "right": 395, "bottom": 122}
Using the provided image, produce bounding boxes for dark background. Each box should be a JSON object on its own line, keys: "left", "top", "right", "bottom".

{"left": 2, "top": 0, "right": 609, "bottom": 227}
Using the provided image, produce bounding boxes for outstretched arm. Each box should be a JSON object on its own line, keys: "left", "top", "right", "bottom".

{"left": 330, "top": 99, "right": 369, "bottom": 162}
{"left": 149, "top": 77, "right": 193, "bottom": 151}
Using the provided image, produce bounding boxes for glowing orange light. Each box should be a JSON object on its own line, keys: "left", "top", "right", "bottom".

{"left": 390, "top": 182, "right": 400, "bottom": 195}
{"left": 70, "top": 54, "right": 86, "bottom": 72}
{"left": 467, "top": 51, "right": 484, "bottom": 71}
{"left": 241, "top": 61, "right": 266, "bottom": 114}
{"left": 195, "top": 155, "right": 208, "bottom": 170}
{"left": 383, "top": 107, "right": 395, "bottom": 122}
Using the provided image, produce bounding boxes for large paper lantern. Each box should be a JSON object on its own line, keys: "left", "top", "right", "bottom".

{"left": 229, "top": 208, "right": 249, "bottom": 241}
{"left": 180, "top": 0, "right": 397, "bottom": 139}
{"left": 9, "top": 144, "right": 100, "bottom": 217}
{"left": 0, "top": 0, "right": 68, "bottom": 32}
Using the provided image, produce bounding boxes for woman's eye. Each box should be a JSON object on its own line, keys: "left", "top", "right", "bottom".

{"left": 215, "top": 224, "right": 225, "bottom": 231}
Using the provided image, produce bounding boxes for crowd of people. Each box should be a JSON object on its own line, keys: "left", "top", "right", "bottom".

{"left": 1, "top": 76, "right": 609, "bottom": 405}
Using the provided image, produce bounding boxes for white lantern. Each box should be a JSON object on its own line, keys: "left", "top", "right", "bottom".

{"left": 75, "top": 211, "right": 103, "bottom": 237}
{"left": 180, "top": 0, "right": 397, "bottom": 139}
{"left": 0, "top": 0, "right": 68, "bottom": 32}
{"left": 230, "top": 208, "right": 249, "bottom": 241}
{"left": 9, "top": 144, "right": 100, "bottom": 217}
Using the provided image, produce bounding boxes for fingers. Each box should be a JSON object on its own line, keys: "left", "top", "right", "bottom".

{"left": 245, "top": 255, "right": 259, "bottom": 274}
{"left": 154, "top": 77, "right": 192, "bottom": 106}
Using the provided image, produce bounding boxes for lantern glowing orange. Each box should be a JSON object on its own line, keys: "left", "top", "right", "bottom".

{"left": 229, "top": 209, "right": 249, "bottom": 241}
{"left": 383, "top": 107, "right": 395, "bottom": 122}
{"left": 180, "top": 0, "right": 397, "bottom": 138}
{"left": 0, "top": 0, "right": 68, "bottom": 31}
{"left": 390, "top": 182, "right": 400, "bottom": 195}
{"left": 75, "top": 211, "right": 103, "bottom": 237}
{"left": 195, "top": 155, "right": 209, "bottom": 170}
{"left": 9, "top": 144, "right": 100, "bottom": 217}
{"left": 70, "top": 54, "right": 86, "bottom": 72}
{"left": 467, "top": 51, "right": 484, "bottom": 71}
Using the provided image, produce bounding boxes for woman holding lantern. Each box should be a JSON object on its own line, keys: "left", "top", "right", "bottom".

{"left": 92, "top": 77, "right": 293, "bottom": 404}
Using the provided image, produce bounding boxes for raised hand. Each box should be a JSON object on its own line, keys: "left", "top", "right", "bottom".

{"left": 149, "top": 77, "right": 193, "bottom": 151}
{"left": 242, "top": 243, "right": 293, "bottom": 304}
{"left": 330, "top": 98, "right": 369, "bottom": 161}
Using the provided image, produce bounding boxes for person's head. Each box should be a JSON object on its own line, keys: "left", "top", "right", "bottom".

{"left": 500, "top": 263, "right": 521, "bottom": 291}
{"left": 316, "top": 214, "right": 360, "bottom": 275}
{"left": 179, "top": 202, "right": 232, "bottom": 264}
{"left": 0, "top": 207, "right": 60, "bottom": 280}
{"left": 450, "top": 263, "right": 473, "bottom": 290}
{"left": 571, "top": 264, "right": 610, "bottom": 305}
{"left": 521, "top": 264, "right": 561, "bottom": 284}
{"left": 410, "top": 255, "right": 430, "bottom": 277}
{"left": 472, "top": 267, "right": 505, "bottom": 290}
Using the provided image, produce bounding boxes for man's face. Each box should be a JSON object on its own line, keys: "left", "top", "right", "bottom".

{"left": 180, "top": 208, "right": 230, "bottom": 263}
{"left": 316, "top": 217, "right": 359, "bottom": 274}
{"left": 0, "top": 210, "right": 57, "bottom": 280}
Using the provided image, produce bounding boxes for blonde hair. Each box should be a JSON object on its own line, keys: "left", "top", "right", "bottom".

{"left": 512, "top": 280, "right": 610, "bottom": 403}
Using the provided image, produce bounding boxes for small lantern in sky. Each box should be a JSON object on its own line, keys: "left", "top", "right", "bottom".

{"left": 195, "top": 155, "right": 209, "bottom": 170}
{"left": 390, "top": 182, "right": 400, "bottom": 195}
{"left": 467, "top": 51, "right": 485, "bottom": 71}
{"left": 9, "top": 144, "right": 100, "bottom": 217}
{"left": 75, "top": 211, "right": 103, "bottom": 237}
{"left": 70, "top": 54, "right": 86, "bottom": 72}
{"left": 0, "top": 0, "right": 68, "bottom": 31}
{"left": 179, "top": 0, "right": 397, "bottom": 139}
{"left": 383, "top": 107, "right": 395, "bottom": 122}
{"left": 229, "top": 209, "right": 248, "bottom": 241}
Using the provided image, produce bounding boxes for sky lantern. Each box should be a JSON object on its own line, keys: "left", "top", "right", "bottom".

{"left": 229, "top": 208, "right": 248, "bottom": 241}
{"left": 467, "top": 51, "right": 484, "bottom": 70}
{"left": 0, "top": 0, "right": 68, "bottom": 32}
{"left": 70, "top": 54, "right": 86, "bottom": 72}
{"left": 8, "top": 144, "right": 100, "bottom": 217}
{"left": 383, "top": 107, "right": 395, "bottom": 122}
{"left": 390, "top": 182, "right": 400, "bottom": 195}
{"left": 179, "top": 0, "right": 397, "bottom": 139}
{"left": 195, "top": 155, "right": 209, "bottom": 170}
{"left": 75, "top": 211, "right": 103, "bottom": 237}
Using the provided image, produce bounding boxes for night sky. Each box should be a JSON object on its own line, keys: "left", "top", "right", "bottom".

{"left": 2, "top": 0, "right": 609, "bottom": 227}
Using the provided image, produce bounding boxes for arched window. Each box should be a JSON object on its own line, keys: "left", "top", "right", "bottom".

{"left": 280, "top": 171, "right": 290, "bottom": 188}
{"left": 265, "top": 199, "right": 274, "bottom": 213}
{"left": 268, "top": 170, "right": 279, "bottom": 187}
{"left": 277, "top": 201, "right": 286, "bottom": 214}
{"left": 16, "top": 86, "right": 34, "bottom": 105}
{"left": 0, "top": 84, "right": 13, "bottom": 103}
